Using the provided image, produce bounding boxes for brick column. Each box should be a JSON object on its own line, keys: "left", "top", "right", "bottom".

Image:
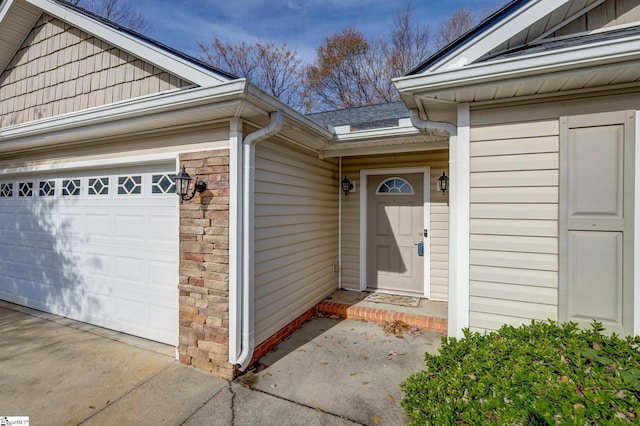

{"left": 177, "top": 149, "right": 235, "bottom": 379}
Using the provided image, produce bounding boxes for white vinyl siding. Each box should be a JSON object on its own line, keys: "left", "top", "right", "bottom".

{"left": 341, "top": 150, "right": 449, "bottom": 301}
{"left": 469, "top": 120, "right": 560, "bottom": 332}
{"left": 254, "top": 140, "right": 338, "bottom": 345}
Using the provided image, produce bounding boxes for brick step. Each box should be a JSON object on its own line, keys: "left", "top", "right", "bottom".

{"left": 316, "top": 301, "right": 447, "bottom": 335}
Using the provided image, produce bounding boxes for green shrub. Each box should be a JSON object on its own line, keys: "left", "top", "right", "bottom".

{"left": 401, "top": 321, "right": 640, "bottom": 425}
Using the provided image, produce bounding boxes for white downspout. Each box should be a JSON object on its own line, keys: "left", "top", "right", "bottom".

{"left": 236, "top": 111, "right": 284, "bottom": 371}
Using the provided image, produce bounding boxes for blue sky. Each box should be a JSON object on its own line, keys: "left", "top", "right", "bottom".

{"left": 135, "top": 0, "right": 507, "bottom": 62}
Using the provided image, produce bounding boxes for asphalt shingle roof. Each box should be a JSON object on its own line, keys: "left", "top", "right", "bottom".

{"left": 306, "top": 102, "right": 409, "bottom": 131}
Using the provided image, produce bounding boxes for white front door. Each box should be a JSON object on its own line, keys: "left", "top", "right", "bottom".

{"left": 560, "top": 111, "right": 635, "bottom": 335}
{"left": 0, "top": 163, "right": 179, "bottom": 344}
{"left": 362, "top": 169, "right": 430, "bottom": 296}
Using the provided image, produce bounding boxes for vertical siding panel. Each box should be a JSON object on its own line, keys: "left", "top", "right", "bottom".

{"left": 253, "top": 140, "right": 339, "bottom": 345}
{"left": 469, "top": 117, "right": 559, "bottom": 332}
{"left": 341, "top": 150, "right": 449, "bottom": 301}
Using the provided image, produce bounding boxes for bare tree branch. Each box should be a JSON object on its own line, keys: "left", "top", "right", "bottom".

{"left": 435, "top": 7, "right": 476, "bottom": 50}
{"left": 199, "top": 38, "right": 304, "bottom": 109}
{"left": 72, "top": 0, "right": 152, "bottom": 33}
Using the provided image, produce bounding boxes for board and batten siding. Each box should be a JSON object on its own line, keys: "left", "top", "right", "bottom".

{"left": 253, "top": 140, "right": 339, "bottom": 345}
{"left": 0, "top": 14, "right": 191, "bottom": 128}
{"left": 555, "top": 0, "right": 640, "bottom": 37}
{"left": 469, "top": 119, "right": 560, "bottom": 332}
{"left": 341, "top": 150, "right": 449, "bottom": 301}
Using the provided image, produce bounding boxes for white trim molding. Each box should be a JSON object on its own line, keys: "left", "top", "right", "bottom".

{"left": 359, "top": 167, "right": 431, "bottom": 298}
{"left": 635, "top": 110, "right": 640, "bottom": 336}
{"left": 424, "top": 0, "right": 575, "bottom": 72}
{"left": 448, "top": 103, "right": 470, "bottom": 338}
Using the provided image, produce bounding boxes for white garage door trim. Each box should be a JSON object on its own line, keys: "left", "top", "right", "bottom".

{"left": 0, "top": 162, "right": 179, "bottom": 345}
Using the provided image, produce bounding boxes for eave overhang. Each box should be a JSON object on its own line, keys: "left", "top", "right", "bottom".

{"left": 0, "top": 79, "right": 335, "bottom": 155}
{"left": 319, "top": 123, "right": 448, "bottom": 158}
{"left": 395, "top": 32, "right": 640, "bottom": 107}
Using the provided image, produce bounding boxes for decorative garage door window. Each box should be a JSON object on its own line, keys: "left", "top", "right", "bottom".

{"left": 376, "top": 177, "right": 414, "bottom": 195}
{"left": 152, "top": 174, "right": 176, "bottom": 194}
{"left": 39, "top": 181, "right": 55, "bottom": 197}
{"left": 18, "top": 182, "right": 33, "bottom": 197}
{"left": 0, "top": 183, "right": 13, "bottom": 198}
{"left": 88, "top": 177, "right": 109, "bottom": 196}
{"left": 1, "top": 172, "right": 178, "bottom": 199}
{"left": 62, "top": 179, "right": 81, "bottom": 196}
{"left": 118, "top": 176, "right": 142, "bottom": 195}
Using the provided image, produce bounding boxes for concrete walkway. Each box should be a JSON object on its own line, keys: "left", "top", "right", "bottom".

{"left": 0, "top": 302, "right": 441, "bottom": 425}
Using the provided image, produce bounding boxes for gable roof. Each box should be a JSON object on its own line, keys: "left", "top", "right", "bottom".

{"left": 395, "top": 0, "right": 640, "bottom": 109}
{"left": 53, "top": 0, "right": 236, "bottom": 81}
{"left": 0, "top": 0, "right": 234, "bottom": 86}
{"left": 410, "top": 0, "right": 607, "bottom": 74}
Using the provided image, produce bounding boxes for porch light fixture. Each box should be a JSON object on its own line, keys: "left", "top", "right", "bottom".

{"left": 341, "top": 176, "right": 354, "bottom": 196}
{"left": 174, "top": 165, "right": 207, "bottom": 203}
{"left": 437, "top": 171, "right": 448, "bottom": 196}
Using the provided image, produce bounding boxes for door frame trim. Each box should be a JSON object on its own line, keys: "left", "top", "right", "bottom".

{"left": 359, "top": 167, "right": 431, "bottom": 297}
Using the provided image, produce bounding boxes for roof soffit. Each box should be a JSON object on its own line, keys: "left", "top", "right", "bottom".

{"left": 0, "top": 0, "right": 41, "bottom": 74}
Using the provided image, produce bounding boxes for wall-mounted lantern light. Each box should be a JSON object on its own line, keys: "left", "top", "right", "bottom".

{"left": 437, "top": 171, "right": 448, "bottom": 196}
{"left": 341, "top": 176, "right": 354, "bottom": 196}
{"left": 174, "top": 165, "right": 207, "bottom": 203}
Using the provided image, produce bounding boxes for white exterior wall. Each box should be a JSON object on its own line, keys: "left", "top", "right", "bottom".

{"left": 253, "top": 140, "right": 339, "bottom": 345}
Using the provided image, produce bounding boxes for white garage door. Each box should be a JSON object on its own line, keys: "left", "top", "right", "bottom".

{"left": 0, "top": 163, "right": 179, "bottom": 345}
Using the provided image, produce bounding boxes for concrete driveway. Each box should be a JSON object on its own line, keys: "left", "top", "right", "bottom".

{"left": 0, "top": 301, "right": 441, "bottom": 425}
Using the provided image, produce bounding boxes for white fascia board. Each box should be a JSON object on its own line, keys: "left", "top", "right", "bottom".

{"left": 321, "top": 141, "right": 449, "bottom": 158}
{"left": 0, "top": 80, "right": 247, "bottom": 150}
{"left": 426, "top": 0, "right": 572, "bottom": 72}
{"left": 26, "top": 0, "right": 228, "bottom": 86}
{"left": 395, "top": 34, "right": 640, "bottom": 99}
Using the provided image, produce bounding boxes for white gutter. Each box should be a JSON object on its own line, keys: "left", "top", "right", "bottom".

{"left": 0, "top": 81, "right": 248, "bottom": 153}
{"left": 236, "top": 110, "right": 284, "bottom": 371}
{"left": 409, "top": 109, "right": 456, "bottom": 136}
{"left": 395, "top": 35, "right": 640, "bottom": 98}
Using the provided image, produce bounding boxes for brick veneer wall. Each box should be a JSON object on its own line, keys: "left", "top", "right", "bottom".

{"left": 177, "top": 149, "right": 235, "bottom": 379}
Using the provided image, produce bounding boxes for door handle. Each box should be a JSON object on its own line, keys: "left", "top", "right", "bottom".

{"left": 415, "top": 241, "right": 424, "bottom": 256}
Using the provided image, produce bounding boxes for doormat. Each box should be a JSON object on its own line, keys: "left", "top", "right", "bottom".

{"left": 364, "top": 292, "right": 421, "bottom": 307}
